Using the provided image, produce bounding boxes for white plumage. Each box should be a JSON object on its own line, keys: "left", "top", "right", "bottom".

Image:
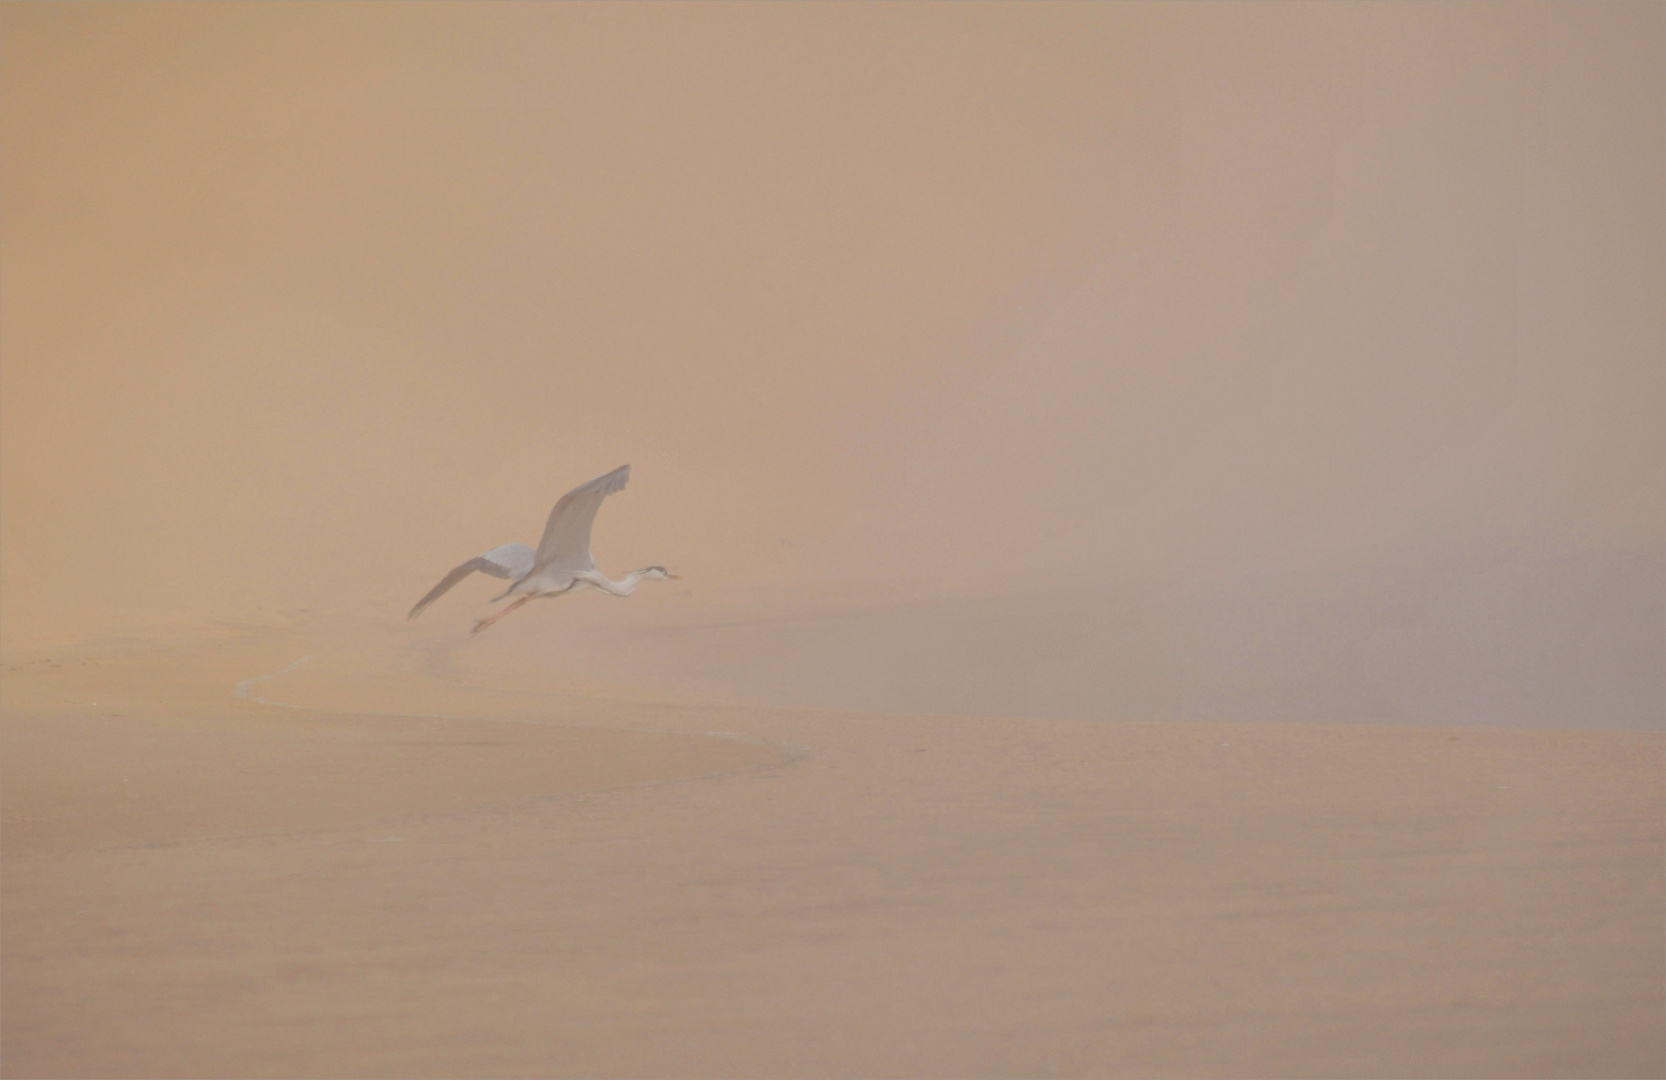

{"left": 408, "top": 464, "right": 678, "bottom": 633}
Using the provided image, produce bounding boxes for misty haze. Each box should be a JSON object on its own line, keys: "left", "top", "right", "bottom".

{"left": 2, "top": 4, "right": 1661, "bottom": 1077}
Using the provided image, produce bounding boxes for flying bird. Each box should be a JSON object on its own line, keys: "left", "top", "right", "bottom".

{"left": 408, "top": 464, "right": 678, "bottom": 633}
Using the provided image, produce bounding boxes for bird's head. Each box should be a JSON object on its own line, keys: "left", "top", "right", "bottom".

{"left": 635, "top": 566, "right": 681, "bottom": 582}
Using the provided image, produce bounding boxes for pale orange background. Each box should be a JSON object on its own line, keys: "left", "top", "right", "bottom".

{"left": 3, "top": 2, "right": 1661, "bottom": 728}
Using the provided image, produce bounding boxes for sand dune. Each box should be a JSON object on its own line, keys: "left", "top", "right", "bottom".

{"left": 3, "top": 625, "right": 1660, "bottom": 1078}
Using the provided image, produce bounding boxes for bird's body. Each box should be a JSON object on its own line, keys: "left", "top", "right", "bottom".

{"left": 408, "top": 464, "right": 677, "bottom": 633}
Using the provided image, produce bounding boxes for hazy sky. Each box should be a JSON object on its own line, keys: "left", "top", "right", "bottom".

{"left": 3, "top": 3, "right": 1660, "bottom": 727}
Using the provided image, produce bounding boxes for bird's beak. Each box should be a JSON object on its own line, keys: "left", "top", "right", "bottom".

{"left": 668, "top": 572, "right": 682, "bottom": 580}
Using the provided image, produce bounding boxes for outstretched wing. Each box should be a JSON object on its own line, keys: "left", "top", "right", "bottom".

{"left": 533, "top": 464, "right": 631, "bottom": 573}
{"left": 407, "top": 543, "right": 536, "bottom": 620}
{"left": 477, "top": 543, "right": 536, "bottom": 580}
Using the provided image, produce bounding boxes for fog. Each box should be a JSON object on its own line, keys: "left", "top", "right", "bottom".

{"left": 3, "top": 2, "right": 1661, "bottom": 728}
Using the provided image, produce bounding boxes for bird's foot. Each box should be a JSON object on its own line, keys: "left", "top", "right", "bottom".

{"left": 469, "top": 594, "right": 529, "bottom": 634}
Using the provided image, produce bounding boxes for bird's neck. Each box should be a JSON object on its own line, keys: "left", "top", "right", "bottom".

{"left": 589, "top": 570, "right": 643, "bottom": 597}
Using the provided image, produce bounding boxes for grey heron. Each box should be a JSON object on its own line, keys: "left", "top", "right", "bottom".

{"left": 407, "top": 464, "right": 678, "bottom": 633}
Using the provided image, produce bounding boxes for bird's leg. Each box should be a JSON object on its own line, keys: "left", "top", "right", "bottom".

{"left": 471, "top": 595, "right": 532, "bottom": 635}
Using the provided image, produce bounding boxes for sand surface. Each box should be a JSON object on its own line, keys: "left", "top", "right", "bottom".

{"left": 3, "top": 624, "right": 1660, "bottom": 1079}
